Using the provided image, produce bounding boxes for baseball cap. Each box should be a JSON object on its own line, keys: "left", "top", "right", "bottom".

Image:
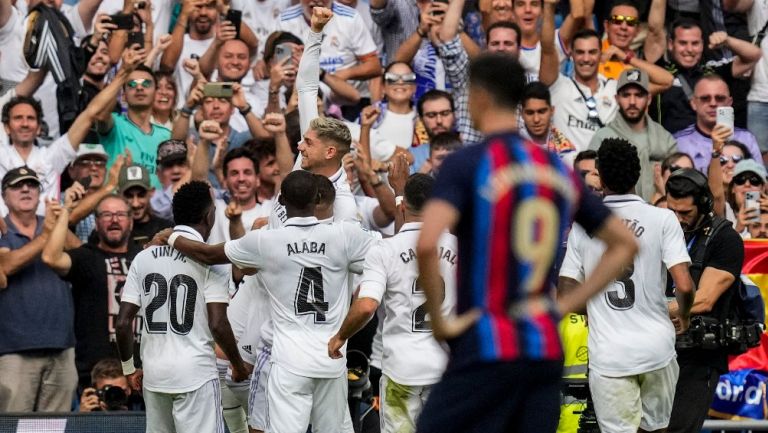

{"left": 74, "top": 143, "right": 108, "bottom": 162}
{"left": 119, "top": 164, "right": 151, "bottom": 194}
{"left": 2, "top": 166, "right": 40, "bottom": 190}
{"left": 157, "top": 139, "right": 188, "bottom": 166}
{"left": 733, "top": 159, "right": 768, "bottom": 180}
{"left": 617, "top": 68, "right": 649, "bottom": 94}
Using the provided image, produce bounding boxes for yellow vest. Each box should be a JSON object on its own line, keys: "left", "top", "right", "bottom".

{"left": 557, "top": 313, "right": 589, "bottom": 433}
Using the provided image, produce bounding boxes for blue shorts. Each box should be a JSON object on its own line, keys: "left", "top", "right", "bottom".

{"left": 416, "top": 360, "right": 562, "bottom": 433}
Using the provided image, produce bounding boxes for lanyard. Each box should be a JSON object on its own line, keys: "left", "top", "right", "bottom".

{"left": 686, "top": 235, "right": 697, "bottom": 252}
{"left": 570, "top": 78, "right": 604, "bottom": 128}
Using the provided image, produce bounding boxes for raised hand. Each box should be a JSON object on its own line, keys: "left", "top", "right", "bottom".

{"left": 122, "top": 46, "right": 148, "bottom": 72}
{"left": 310, "top": 6, "right": 333, "bottom": 33}
{"left": 225, "top": 201, "right": 243, "bottom": 220}
{"left": 708, "top": 31, "right": 729, "bottom": 50}
{"left": 199, "top": 119, "right": 225, "bottom": 142}
{"left": 359, "top": 105, "right": 381, "bottom": 129}
{"left": 63, "top": 182, "right": 86, "bottom": 211}
{"left": 216, "top": 20, "right": 237, "bottom": 43}
{"left": 185, "top": 79, "right": 207, "bottom": 110}
{"left": 263, "top": 112, "right": 287, "bottom": 135}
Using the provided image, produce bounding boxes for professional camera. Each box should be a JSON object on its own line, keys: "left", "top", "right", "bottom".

{"left": 723, "top": 319, "right": 764, "bottom": 354}
{"left": 675, "top": 316, "right": 724, "bottom": 349}
{"left": 562, "top": 378, "right": 601, "bottom": 433}
{"left": 96, "top": 385, "right": 128, "bottom": 410}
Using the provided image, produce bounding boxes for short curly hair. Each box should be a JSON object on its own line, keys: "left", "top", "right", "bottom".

{"left": 596, "top": 138, "right": 640, "bottom": 195}
{"left": 172, "top": 181, "right": 213, "bottom": 226}
{"left": 310, "top": 117, "right": 352, "bottom": 156}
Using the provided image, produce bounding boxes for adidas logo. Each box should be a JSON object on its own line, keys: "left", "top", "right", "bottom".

{"left": 242, "top": 345, "right": 252, "bottom": 354}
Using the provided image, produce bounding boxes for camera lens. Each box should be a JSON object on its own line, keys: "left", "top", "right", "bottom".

{"left": 99, "top": 385, "right": 127, "bottom": 410}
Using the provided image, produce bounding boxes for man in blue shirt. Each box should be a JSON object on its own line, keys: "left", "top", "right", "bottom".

{"left": 415, "top": 53, "right": 638, "bottom": 433}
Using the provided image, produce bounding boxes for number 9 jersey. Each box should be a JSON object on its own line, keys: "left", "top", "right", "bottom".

{"left": 120, "top": 227, "right": 231, "bottom": 393}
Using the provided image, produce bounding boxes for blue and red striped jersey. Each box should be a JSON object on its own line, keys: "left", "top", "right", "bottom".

{"left": 431, "top": 133, "right": 611, "bottom": 370}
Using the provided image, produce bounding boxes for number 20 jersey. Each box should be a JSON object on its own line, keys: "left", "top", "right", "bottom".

{"left": 358, "top": 222, "right": 458, "bottom": 386}
{"left": 121, "top": 226, "right": 230, "bottom": 393}
{"left": 559, "top": 195, "right": 691, "bottom": 376}
{"left": 224, "top": 216, "right": 376, "bottom": 378}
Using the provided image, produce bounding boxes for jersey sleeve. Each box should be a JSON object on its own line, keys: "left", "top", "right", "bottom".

{"left": 120, "top": 258, "right": 143, "bottom": 306}
{"left": 661, "top": 210, "right": 691, "bottom": 269}
{"left": 559, "top": 226, "right": 585, "bottom": 282}
{"left": 343, "top": 222, "right": 378, "bottom": 274}
{"left": 203, "top": 264, "right": 231, "bottom": 303}
{"left": 572, "top": 182, "right": 612, "bottom": 236}
{"left": 357, "top": 240, "right": 388, "bottom": 303}
{"left": 224, "top": 231, "right": 265, "bottom": 270}
{"left": 350, "top": 14, "right": 378, "bottom": 57}
{"left": 429, "top": 145, "right": 480, "bottom": 213}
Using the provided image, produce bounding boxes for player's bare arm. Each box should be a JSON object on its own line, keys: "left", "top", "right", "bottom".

{"left": 328, "top": 297, "right": 380, "bottom": 359}
{"left": 668, "top": 262, "right": 695, "bottom": 334}
{"left": 168, "top": 234, "right": 229, "bottom": 265}
{"left": 417, "top": 199, "right": 481, "bottom": 341}
{"left": 115, "top": 302, "right": 143, "bottom": 391}
{"left": 207, "top": 303, "right": 248, "bottom": 382}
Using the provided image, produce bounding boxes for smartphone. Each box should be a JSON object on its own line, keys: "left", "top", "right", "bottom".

{"left": 127, "top": 31, "right": 144, "bottom": 49}
{"left": 134, "top": 0, "right": 146, "bottom": 9}
{"left": 746, "top": 191, "right": 761, "bottom": 223}
{"left": 190, "top": 54, "right": 200, "bottom": 60}
{"left": 78, "top": 176, "right": 92, "bottom": 189}
{"left": 109, "top": 13, "right": 134, "bottom": 30}
{"left": 431, "top": 0, "right": 448, "bottom": 16}
{"left": 716, "top": 106, "right": 735, "bottom": 140}
{"left": 274, "top": 43, "right": 293, "bottom": 65}
{"left": 203, "top": 82, "right": 235, "bottom": 98}
{"left": 225, "top": 9, "right": 242, "bottom": 39}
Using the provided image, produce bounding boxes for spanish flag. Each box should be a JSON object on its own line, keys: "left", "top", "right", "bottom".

{"left": 728, "top": 239, "right": 768, "bottom": 372}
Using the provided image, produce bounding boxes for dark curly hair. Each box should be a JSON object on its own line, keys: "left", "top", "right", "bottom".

{"left": 2, "top": 96, "right": 43, "bottom": 125}
{"left": 172, "top": 181, "right": 213, "bottom": 226}
{"left": 596, "top": 138, "right": 640, "bottom": 195}
{"left": 404, "top": 173, "right": 434, "bottom": 212}
{"left": 314, "top": 174, "right": 335, "bottom": 207}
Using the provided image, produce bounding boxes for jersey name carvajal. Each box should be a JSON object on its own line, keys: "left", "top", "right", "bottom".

{"left": 358, "top": 222, "right": 457, "bottom": 385}
{"left": 224, "top": 216, "right": 375, "bottom": 378}
{"left": 559, "top": 195, "right": 690, "bottom": 376}
{"left": 120, "top": 226, "right": 230, "bottom": 393}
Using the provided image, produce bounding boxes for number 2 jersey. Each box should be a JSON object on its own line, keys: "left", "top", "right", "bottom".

{"left": 358, "top": 222, "right": 457, "bottom": 386}
{"left": 559, "top": 194, "right": 690, "bottom": 377}
{"left": 223, "top": 216, "right": 376, "bottom": 378}
{"left": 121, "top": 226, "right": 230, "bottom": 393}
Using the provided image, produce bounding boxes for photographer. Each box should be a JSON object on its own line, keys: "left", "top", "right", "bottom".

{"left": 79, "top": 358, "right": 139, "bottom": 412}
{"left": 665, "top": 168, "right": 745, "bottom": 433}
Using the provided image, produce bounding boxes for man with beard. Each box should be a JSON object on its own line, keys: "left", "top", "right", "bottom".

{"left": 410, "top": 90, "right": 457, "bottom": 172}
{"left": 97, "top": 62, "right": 172, "bottom": 189}
{"left": 118, "top": 164, "right": 172, "bottom": 248}
{"left": 42, "top": 193, "right": 142, "bottom": 388}
{"left": 588, "top": 69, "right": 676, "bottom": 202}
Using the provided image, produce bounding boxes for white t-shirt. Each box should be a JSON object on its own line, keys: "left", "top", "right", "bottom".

{"left": 550, "top": 74, "right": 618, "bottom": 152}
{"left": 231, "top": 274, "right": 272, "bottom": 364}
{"left": 748, "top": 0, "right": 768, "bottom": 102}
{"left": 276, "top": 2, "right": 378, "bottom": 99}
{"left": 0, "top": 134, "right": 77, "bottom": 216}
{"left": 371, "top": 110, "right": 416, "bottom": 151}
{"left": 518, "top": 29, "right": 569, "bottom": 83}
{"left": 232, "top": 0, "right": 291, "bottom": 59}
{"left": 224, "top": 216, "right": 376, "bottom": 378}
{"left": 121, "top": 226, "right": 230, "bottom": 393}
{"left": 208, "top": 197, "right": 273, "bottom": 244}
{"left": 559, "top": 195, "right": 690, "bottom": 377}
{"left": 358, "top": 222, "right": 456, "bottom": 385}
{"left": 174, "top": 35, "right": 215, "bottom": 109}
{"left": 0, "top": 7, "right": 27, "bottom": 84}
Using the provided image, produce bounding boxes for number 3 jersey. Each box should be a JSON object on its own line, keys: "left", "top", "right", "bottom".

{"left": 559, "top": 195, "right": 691, "bottom": 377}
{"left": 358, "top": 222, "right": 458, "bottom": 386}
{"left": 121, "top": 226, "right": 230, "bottom": 393}
{"left": 224, "top": 216, "right": 376, "bottom": 379}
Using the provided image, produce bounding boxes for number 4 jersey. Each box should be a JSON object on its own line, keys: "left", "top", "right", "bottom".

{"left": 223, "top": 216, "right": 377, "bottom": 379}
{"left": 358, "top": 222, "right": 458, "bottom": 386}
{"left": 121, "top": 226, "right": 230, "bottom": 393}
{"left": 559, "top": 194, "right": 691, "bottom": 377}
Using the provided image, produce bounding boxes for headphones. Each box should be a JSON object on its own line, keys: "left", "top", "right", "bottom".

{"left": 666, "top": 168, "right": 714, "bottom": 215}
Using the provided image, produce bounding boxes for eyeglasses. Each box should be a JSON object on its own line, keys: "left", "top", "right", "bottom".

{"left": 423, "top": 110, "right": 453, "bottom": 119}
{"left": 734, "top": 173, "right": 765, "bottom": 186}
{"left": 719, "top": 154, "right": 744, "bottom": 165}
{"left": 585, "top": 97, "right": 601, "bottom": 124}
{"left": 384, "top": 72, "right": 416, "bottom": 85}
{"left": 76, "top": 159, "right": 106, "bottom": 167}
{"left": 695, "top": 95, "right": 729, "bottom": 104}
{"left": 127, "top": 79, "right": 154, "bottom": 89}
{"left": 97, "top": 211, "right": 131, "bottom": 220}
{"left": 610, "top": 15, "right": 639, "bottom": 27}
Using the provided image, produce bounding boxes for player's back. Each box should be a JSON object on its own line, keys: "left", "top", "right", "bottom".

{"left": 226, "top": 217, "right": 374, "bottom": 378}
{"left": 122, "top": 231, "right": 230, "bottom": 393}
{"left": 367, "top": 225, "right": 457, "bottom": 386}
{"left": 572, "top": 196, "right": 689, "bottom": 376}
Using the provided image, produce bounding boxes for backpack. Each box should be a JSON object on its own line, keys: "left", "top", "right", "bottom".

{"left": 690, "top": 217, "right": 765, "bottom": 354}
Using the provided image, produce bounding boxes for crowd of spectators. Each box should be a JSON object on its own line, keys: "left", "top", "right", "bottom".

{"left": 1, "top": 0, "right": 768, "bottom": 428}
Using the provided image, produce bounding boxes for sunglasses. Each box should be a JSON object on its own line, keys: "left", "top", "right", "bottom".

{"left": 695, "top": 95, "right": 728, "bottom": 104}
{"left": 585, "top": 97, "right": 601, "bottom": 123}
{"left": 127, "top": 79, "right": 154, "bottom": 89}
{"left": 669, "top": 165, "right": 684, "bottom": 173}
{"left": 719, "top": 154, "right": 744, "bottom": 165}
{"left": 734, "top": 173, "right": 765, "bottom": 186}
{"left": 384, "top": 72, "right": 416, "bottom": 85}
{"left": 610, "top": 15, "right": 638, "bottom": 26}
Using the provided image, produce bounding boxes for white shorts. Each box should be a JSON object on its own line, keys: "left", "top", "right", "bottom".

{"left": 248, "top": 346, "right": 272, "bottom": 431}
{"left": 589, "top": 360, "right": 680, "bottom": 433}
{"left": 143, "top": 378, "right": 225, "bottom": 433}
{"left": 266, "top": 362, "right": 352, "bottom": 433}
{"left": 379, "top": 374, "right": 432, "bottom": 433}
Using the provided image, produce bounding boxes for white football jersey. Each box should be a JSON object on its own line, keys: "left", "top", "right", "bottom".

{"left": 358, "top": 222, "right": 457, "bottom": 385}
{"left": 518, "top": 29, "right": 569, "bottom": 83}
{"left": 559, "top": 195, "right": 690, "bottom": 377}
{"left": 121, "top": 226, "right": 230, "bottom": 393}
{"left": 224, "top": 216, "right": 376, "bottom": 378}
{"left": 232, "top": 275, "right": 272, "bottom": 365}
{"left": 174, "top": 35, "right": 215, "bottom": 109}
